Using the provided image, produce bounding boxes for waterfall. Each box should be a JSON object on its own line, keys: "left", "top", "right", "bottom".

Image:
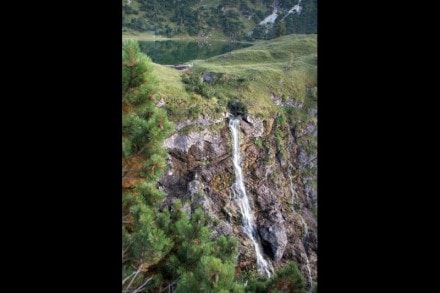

{"left": 299, "top": 215, "right": 309, "bottom": 239}
{"left": 229, "top": 118, "right": 273, "bottom": 277}
{"left": 259, "top": 1, "right": 279, "bottom": 25}
{"left": 299, "top": 215, "right": 312, "bottom": 292}
{"left": 281, "top": 0, "right": 304, "bottom": 21}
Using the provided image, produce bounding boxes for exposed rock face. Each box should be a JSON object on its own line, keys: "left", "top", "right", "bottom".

{"left": 211, "top": 221, "right": 233, "bottom": 238}
{"left": 164, "top": 129, "right": 226, "bottom": 156}
{"left": 241, "top": 116, "right": 264, "bottom": 137}
{"left": 258, "top": 210, "right": 287, "bottom": 262}
{"left": 203, "top": 72, "right": 217, "bottom": 84}
{"left": 271, "top": 94, "right": 304, "bottom": 108}
{"left": 174, "top": 112, "right": 228, "bottom": 131}
{"left": 160, "top": 112, "right": 317, "bottom": 283}
{"left": 187, "top": 178, "right": 204, "bottom": 196}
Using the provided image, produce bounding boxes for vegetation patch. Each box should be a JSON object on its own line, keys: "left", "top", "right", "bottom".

{"left": 151, "top": 35, "right": 316, "bottom": 125}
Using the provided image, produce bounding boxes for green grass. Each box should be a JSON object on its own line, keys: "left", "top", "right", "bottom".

{"left": 189, "top": 34, "right": 317, "bottom": 117}
{"left": 122, "top": 31, "right": 173, "bottom": 41}
{"left": 254, "top": 138, "right": 264, "bottom": 149}
{"left": 152, "top": 64, "right": 224, "bottom": 123}
{"left": 152, "top": 34, "right": 317, "bottom": 123}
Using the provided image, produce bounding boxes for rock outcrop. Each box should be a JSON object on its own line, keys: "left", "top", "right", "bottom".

{"left": 160, "top": 111, "right": 317, "bottom": 282}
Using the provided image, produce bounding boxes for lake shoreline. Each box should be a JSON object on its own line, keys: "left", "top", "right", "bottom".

{"left": 133, "top": 38, "right": 253, "bottom": 65}
{"left": 122, "top": 32, "right": 254, "bottom": 44}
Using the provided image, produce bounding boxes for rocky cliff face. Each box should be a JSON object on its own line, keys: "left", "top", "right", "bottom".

{"left": 159, "top": 108, "right": 317, "bottom": 284}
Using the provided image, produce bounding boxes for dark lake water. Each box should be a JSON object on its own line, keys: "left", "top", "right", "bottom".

{"left": 138, "top": 40, "right": 252, "bottom": 65}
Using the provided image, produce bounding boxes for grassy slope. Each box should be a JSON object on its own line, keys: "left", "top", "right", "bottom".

{"left": 153, "top": 64, "right": 223, "bottom": 123}
{"left": 154, "top": 34, "right": 317, "bottom": 123}
{"left": 152, "top": 34, "right": 317, "bottom": 283}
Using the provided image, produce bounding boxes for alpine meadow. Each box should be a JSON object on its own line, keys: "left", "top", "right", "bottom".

{"left": 122, "top": 1, "right": 317, "bottom": 292}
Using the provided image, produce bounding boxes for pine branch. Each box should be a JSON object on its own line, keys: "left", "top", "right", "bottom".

{"left": 135, "top": 144, "right": 150, "bottom": 156}
{"left": 122, "top": 240, "right": 134, "bottom": 261}
{"left": 123, "top": 78, "right": 154, "bottom": 103}
{"left": 124, "top": 264, "right": 143, "bottom": 290}
{"left": 159, "top": 278, "right": 180, "bottom": 293}
{"left": 122, "top": 271, "right": 137, "bottom": 285}
{"left": 132, "top": 277, "right": 153, "bottom": 293}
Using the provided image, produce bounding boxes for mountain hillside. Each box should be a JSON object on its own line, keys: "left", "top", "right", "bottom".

{"left": 150, "top": 34, "right": 318, "bottom": 290}
{"left": 122, "top": 0, "right": 317, "bottom": 40}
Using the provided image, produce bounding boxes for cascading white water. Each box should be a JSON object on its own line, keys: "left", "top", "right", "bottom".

{"left": 229, "top": 118, "right": 273, "bottom": 277}
{"left": 304, "top": 255, "right": 313, "bottom": 293}
{"left": 281, "top": 0, "right": 304, "bottom": 21}
{"left": 299, "top": 214, "right": 309, "bottom": 238}
{"left": 299, "top": 214, "right": 312, "bottom": 292}
{"left": 259, "top": 1, "right": 279, "bottom": 25}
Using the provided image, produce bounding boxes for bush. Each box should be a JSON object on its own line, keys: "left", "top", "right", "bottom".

{"left": 265, "top": 261, "right": 307, "bottom": 293}
{"left": 254, "top": 138, "right": 263, "bottom": 149}
{"left": 188, "top": 106, "right": 201, "bottom": 119}
{"left": 228, "top": 100, "right": 247, "bottom": 117}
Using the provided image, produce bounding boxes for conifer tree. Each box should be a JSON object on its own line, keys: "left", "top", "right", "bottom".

{"left": 121, "top": 39, "right": 312, "bottom": 293}
{"left": 122, "top": 40, "right": 174, "bottom": 292}
{"left": 265, "top": 261, "right": 307, "bottom": 292}
{"left": 275, "top": 20, "right": 286, "bottom": 37}
{"left": 246, "top": 261, "right": 307, "bottom": 293}
{"left": 122, "top": 40, "right": 243, "bottom": 292}
{"left": 156, "top": 202, "right": 243, "bottom": 292}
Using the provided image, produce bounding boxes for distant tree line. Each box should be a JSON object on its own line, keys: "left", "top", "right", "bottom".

{"left": 122, "top": 0, "right": 316, "bottom": 40}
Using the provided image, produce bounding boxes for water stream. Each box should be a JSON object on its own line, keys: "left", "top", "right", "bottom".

{"left": 281, "top": 0, "right": 303, "bottom": 21}
{"left": 229, "top": 118, "right": 273, "bottom": 277}
{"left": 259, "top": 1, "right": 279, "bottom": 25}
